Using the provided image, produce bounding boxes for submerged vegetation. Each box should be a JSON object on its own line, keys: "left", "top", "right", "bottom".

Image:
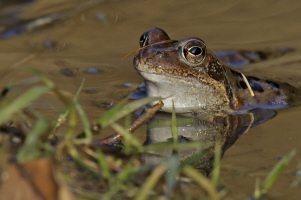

{"left": 0, "top": 70, "right": 298, "bottom": 199}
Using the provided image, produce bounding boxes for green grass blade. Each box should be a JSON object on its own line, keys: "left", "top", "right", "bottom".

{"left": 171, "top": 101, "right": 178, "bottom": 144}
{"left": 254, "top": 178, "right": 261, "bottom": 199}
{"left": 110, "top": 123, "right": 143, "bottom": 151}
{"left": 65, "top": 105, "right": 77, "bottom": 139}
{"left": 179, "top": 150, "right": 208, "bottom": 167}
{"left": 54, "top": 79, "right": 90, "bottom": 140}
{"left": 73, "top": 78, "right": 93, "bottom": 143}
{"left": 97, "top": 97, "right": 159, "bottom": 128}
{"left": 165, "top": 155, "right": 179, "bottom": 195}
{"left": 27, "top": 68, "right": 71, "bottom": 105}
{"left": 75, "top": 102, "right": 93, "bottom": 143}
{"left": 0, "top": 86, "right": 50, "bottom": 124}
{"left": 27, "top": 68, "right": 55, "bottom": 88}
{"left": 96, "top": 149, "right": 111, "bottom": 180}
{"left": 145, "top": 141, "right": 213, "bottom": 152}
{"left": 134, "top": 164, "right": 167, "bottom": 200}
{"left": 148, "top": 118, "right": 194, "bottom": 129}
{"left": 211, "top": 143, "right": 222, "bottom": 187}
{"left": 17, "top": 118, "right": 49, "bottom": 162}
{"left": 117, "top": 163, "right": 138, "bottom": 182}
{"left": 74, "top": 78, "right": 85, "bottom": 101}
{"left": 182, "top": 165, "right": 220, "bottom": 200}
{"left": 260, "top": 150, "right": 296, "bottom": 195}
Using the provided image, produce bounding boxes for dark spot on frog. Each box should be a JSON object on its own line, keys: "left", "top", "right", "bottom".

{"left": 251, "top": 82, "right": 264, "bottom": 93}
{"left": 266, "top": 80, "right": 280, "bottom": 89}
{"left": 238, "top": 81, "right": 248, "bottom": 89}
{"left": 290, "top": 89, "right": 296, "bottom": 95}
{"left": 247, "top": 76, "right": 260, "bottom": 81}
{"left": 238, "top": 79, "right": 264, "bottom": 93}
{"left": 246, "top": 77, "right": 264, "bottom": 93}
{"left": 274, "top": 90, "right": 281, "bottom": 96}
{"left": 222, "top": 66, "right": 227, "bottom": 73}
{"left": 213, "top": 116, "right": 228, "bottom": 125}
{"left": 230, "top": 69, "right": 242, "bottom": 78}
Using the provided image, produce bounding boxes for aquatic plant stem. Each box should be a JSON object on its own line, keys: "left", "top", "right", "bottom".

{"left": 134, "top": 164, "right": 168, "bottom": 200}
{"left": 94, "top": 100, "right": 163, "bottom": 145}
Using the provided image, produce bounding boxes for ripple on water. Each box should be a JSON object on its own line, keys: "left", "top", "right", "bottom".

{"left": 60, "top": 68, "right": 76, "bottom": 77}
{"left": 82, "top": 88, "right": 102, "bottom": 94}
{"left": 85, "top": 68, "right": 104, "bottom": 74}
{"left": 25, "top": 40, "right": 69, "bottom": 52}
{"left": 109, "top": 82, "right": 141, "bottom": 101}
{"left": 60, "top": 67, "right": 105, "bottom": 77}
{"left": 89, "top": 98, "right": 115, "bottom": 110}
{"left": 57, "top": 61, "right": 116, "bottom": 77}
{"left": 112, "top": 89, "right": 134, "bottom": 101}
{"left": 122, "top": 82, "right": 139, "bottom": 88}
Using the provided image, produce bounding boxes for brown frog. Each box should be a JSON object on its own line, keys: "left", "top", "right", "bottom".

{"left": 134, "top": 28, "right": 300, "bottom": 114}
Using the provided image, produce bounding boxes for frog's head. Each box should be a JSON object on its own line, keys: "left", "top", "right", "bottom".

{"left": 134, "top": 28, "right": 242, "bottom": 113}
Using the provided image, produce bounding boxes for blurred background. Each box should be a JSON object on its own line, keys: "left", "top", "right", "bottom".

{"left": 0, "top": 0, "right": 301, "bottom": 199}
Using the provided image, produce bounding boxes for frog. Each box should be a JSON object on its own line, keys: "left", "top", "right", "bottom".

{"left": 133, "top": 28, "right": 300, "bottom": 114}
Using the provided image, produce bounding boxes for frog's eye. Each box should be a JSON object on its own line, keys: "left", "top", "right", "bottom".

{"left": 182, "top": 42, "right": 206, "bottom": 64}
{"left": 139, "top": 31, "right": 149, "bottom": 47}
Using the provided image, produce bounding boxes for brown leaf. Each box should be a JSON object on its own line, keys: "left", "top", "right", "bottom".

{"left": 0, "top": 159, "right": 58, "bottom": 200}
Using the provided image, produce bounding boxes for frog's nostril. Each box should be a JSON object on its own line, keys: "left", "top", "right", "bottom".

{"left": 133, "top": 55, "right": 140, "bottom": 65}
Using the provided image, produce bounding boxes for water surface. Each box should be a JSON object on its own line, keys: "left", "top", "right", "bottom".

{"left": 0, "top": 0, "right": 301, "bottom": 199}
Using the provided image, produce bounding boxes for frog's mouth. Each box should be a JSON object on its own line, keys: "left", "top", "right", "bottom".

{"left": 135, "top": 56, "right": 193, "bottom": 81}
{"left": 134, "top": 59, "right": 213, "bottom": 88}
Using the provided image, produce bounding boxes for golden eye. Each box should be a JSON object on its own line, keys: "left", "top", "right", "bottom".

{"left": 182, "top": 41, "right": 206, "bottom": 64}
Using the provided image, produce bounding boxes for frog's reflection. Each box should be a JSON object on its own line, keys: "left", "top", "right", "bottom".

{"left": 141, "top": 109, "right": 276, "bottom": 175}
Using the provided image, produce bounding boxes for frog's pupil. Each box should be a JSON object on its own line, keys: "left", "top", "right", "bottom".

{"left": 189, "top": 47, "right": 202, "bottom": 55}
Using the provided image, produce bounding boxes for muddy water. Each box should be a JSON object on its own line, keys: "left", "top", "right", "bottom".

{"left": 1, "top": 0, "right": 301, "bottom": 199}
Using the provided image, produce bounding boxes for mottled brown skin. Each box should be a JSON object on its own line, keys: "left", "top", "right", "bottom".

{"left": 134, "top": 28, "right": 300, "bottom": 113}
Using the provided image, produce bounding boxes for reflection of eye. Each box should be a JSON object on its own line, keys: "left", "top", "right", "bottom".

{"left": 139, "top": 31, "right": 149, "bottom": 47}
{"left": 182, "top": 41, "right": 206, "bottom": 64}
